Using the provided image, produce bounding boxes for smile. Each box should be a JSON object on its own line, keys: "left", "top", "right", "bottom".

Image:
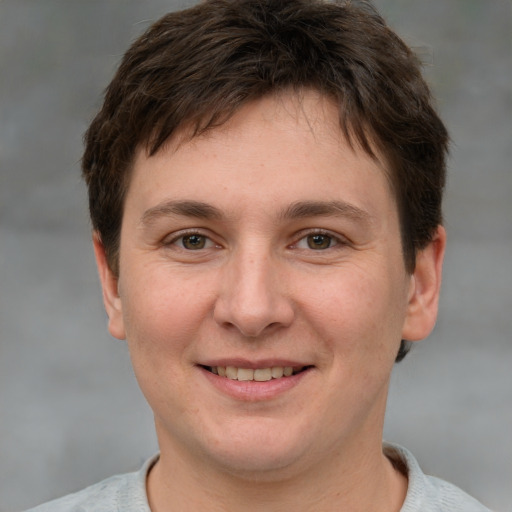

{"left": 205, "top": 366, "right": 308, "bottom": 381}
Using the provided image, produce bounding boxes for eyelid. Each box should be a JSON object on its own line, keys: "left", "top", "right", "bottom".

{"left": 291, "top": 228, "right": 349, "bottom": 249}
{"left": 161, "top": 227, "right": 348, "bottom": 250}
{"left": 162, "top": 228, "right": 219, "bottom": 248}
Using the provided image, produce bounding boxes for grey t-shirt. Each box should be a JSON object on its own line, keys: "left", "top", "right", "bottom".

{"left": 26, "top": 444, "right": 491, "bottom": 512}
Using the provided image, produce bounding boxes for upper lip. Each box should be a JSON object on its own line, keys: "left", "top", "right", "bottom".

{"left": 199, "top": 358, "right": 311, "bottom": 369}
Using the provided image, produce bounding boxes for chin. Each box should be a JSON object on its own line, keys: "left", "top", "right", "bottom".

{"left": 197, "top": 419, "right": 314, "bottom": 478}
{"left": 210, "top": 446, "right": 304, "bottom": 480}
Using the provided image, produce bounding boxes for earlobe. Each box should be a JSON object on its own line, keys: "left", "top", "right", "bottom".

{"left": 402, "top": 225, "right": 446, "bottom": 342}
{"left": 92, "top": 233, "right": 126, "bottom": 340}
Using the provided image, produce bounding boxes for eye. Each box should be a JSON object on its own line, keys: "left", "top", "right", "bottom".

{"left": 181, "top": 234, "right": 208, "bottom": 250}
{"left": 170, "top": 233, "right": 215, "bottom": 250}
{"left": 306, "top": 234, "right": 335, "bottom": 250}
{"left": 295, "top": 232, "right": 340, "bottom": 250}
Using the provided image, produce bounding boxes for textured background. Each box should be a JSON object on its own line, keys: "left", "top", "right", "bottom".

{"left": 1, "top": 1, "right": 511, "bottom": 510}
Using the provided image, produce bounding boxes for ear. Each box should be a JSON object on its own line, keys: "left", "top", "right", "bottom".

{"left": 92, "top": 233, "right": 126, "bottom": 340}
{"left": 402, "top": 225, "right": 446, "bottom": 342}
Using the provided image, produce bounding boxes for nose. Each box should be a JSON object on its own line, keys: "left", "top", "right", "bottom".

{"left": 213, "top": 246, "right": 295, "bottom": 338}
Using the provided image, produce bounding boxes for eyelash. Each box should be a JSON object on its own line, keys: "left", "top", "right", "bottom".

{"left": 163, "top": 229, "right": 219, "bottom": 251}
{"left": 291, "top": 229, "right": 347, "bottom": 251}
{"left": 164, "top": 229, "right": 347, "bottom": 252}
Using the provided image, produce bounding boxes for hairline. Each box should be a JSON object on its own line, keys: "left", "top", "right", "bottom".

{"left": 106, "top": 89, "right": 410, "bottom": 277}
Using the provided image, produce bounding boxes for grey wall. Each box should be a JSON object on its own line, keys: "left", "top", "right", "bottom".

{"left": 1, "top": 1, "right": 510, "bottom": 510}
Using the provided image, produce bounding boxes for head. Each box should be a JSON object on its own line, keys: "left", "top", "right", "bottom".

{"left": 83, "top": 0, "right": 448, "bottom": 361}
{"left": 86, "top": 1, "right": 448, "bottom": 486}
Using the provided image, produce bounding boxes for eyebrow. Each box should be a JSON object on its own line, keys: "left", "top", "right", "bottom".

{"left": 140, "top": 200, "right": 224, "bottom": 226}
{"left": 140, "top": 199, "right": 372, "bottom": 227}
{"left": 279, "top": 200, "right": 372, "bottom": 224}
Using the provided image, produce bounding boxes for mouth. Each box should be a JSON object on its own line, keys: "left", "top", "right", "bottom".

{"left": 201, "top": 365, "right": 311, "bottom": 382}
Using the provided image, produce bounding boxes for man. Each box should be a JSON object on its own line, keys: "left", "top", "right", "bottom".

{"left": 28, "top": 0, "right": 490, "bottom": 510}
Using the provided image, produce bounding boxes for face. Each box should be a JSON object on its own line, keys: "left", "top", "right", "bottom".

{"left": 95, "top": 91, "right": 444, "bottom": 480}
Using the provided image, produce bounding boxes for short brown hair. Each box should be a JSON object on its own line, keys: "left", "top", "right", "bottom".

{"left": 82, "top": 0, "right": 449, "bottom": 361}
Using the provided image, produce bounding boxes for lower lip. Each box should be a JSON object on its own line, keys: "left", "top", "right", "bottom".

{"left": 199, "top": 367, "right": 312, "bottom": 401}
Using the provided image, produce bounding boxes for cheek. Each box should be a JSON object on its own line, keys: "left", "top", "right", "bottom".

{"left": 120, "top": 273, "right": 215, "bottom": 416}
{"left": 120, "top": 267, "right": 214, "bottom": 363}
{"left": 299, "top": 264, "right": 407, "bottom": 360}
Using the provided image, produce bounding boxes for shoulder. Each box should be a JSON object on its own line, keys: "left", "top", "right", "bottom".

{"left": 24, "top": 474, "right": 134, "bottom": 512}
{"left": 24, "top": 456, "right": 157, "bottom": 512}
{"left": 384, "top": 443, "right": 492, "bottom": 512}
{"left": 421, "top": 475, "right": 493, "bottom": 512}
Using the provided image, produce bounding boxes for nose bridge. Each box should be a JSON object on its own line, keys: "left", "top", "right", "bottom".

{"left": 214, "top": 240, "right": 293, "bottom": 337}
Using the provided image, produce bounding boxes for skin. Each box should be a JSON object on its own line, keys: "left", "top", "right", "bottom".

{"left": 94, "top": 91, "right": 445, "bottom": 511}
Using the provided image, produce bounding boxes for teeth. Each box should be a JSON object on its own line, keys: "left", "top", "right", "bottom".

{"left": 254, "top": 368, "right": 272, "bottom": 381}
{"left": 271, "top": 367, "right": 284, "bottom": 378}
{"left": 211, "top": 366, "right": 302, "bottom": 381}
{"left": 237, "top": 368, "right": 254, "bottom": 381}
{"left": 226, "top": 366, "right": 238, "bottom": 380}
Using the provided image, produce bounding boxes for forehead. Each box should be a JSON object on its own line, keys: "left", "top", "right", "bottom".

{"left": 126, "top": 91, "right": 396, "bottom": 222}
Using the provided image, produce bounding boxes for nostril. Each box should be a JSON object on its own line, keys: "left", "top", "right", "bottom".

{"left": 212, "top": 282, "right": 295, "bottom": 337}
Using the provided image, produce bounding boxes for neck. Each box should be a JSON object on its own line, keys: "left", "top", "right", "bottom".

{"left": 147, "top": 430, "right": 407, "bottom": 512}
